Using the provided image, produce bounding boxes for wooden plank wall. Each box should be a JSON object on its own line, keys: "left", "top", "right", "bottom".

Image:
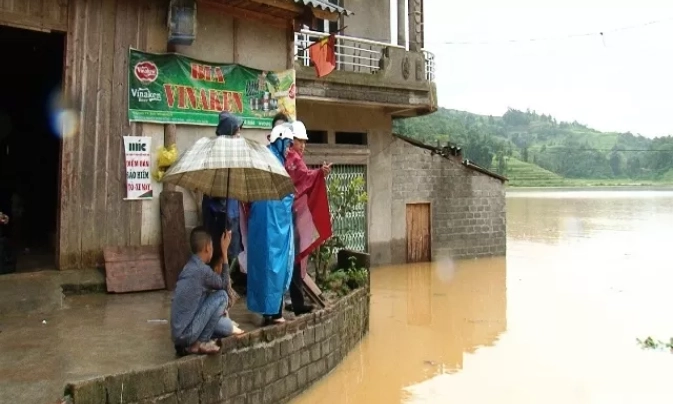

{"left": 0, "top": 0, "right": 68, "bottom": 32}
{"left": 60, "top": 0, "right": 167, "bottom": 269}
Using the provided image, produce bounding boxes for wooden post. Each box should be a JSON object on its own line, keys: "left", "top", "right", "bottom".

{"left": 160, "top": 191, "right": 190, "bottom": 290}
{"left": 164, "top": 43, "right": 178, "bottom": 191}
{"left": 160, "top": 42, "right": 184, "bottom": 289}
{"left": 163, "top": 125, "right": 177, "bottom": 192}
{"left": 408, "top": 0, "right": 424, "bottom": 52}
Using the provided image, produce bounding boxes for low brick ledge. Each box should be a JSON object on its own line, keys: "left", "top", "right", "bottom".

{"left": 63, "top": 288, "right": 370, "bottom": 404}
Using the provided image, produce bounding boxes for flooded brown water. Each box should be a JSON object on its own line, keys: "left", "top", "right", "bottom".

{"left": 293, "top": 189, "right": 673, "bottom": 404}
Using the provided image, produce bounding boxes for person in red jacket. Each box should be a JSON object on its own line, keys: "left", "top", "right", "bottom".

{"left": 284, "top": 121, "right": 332, "bottom": 315}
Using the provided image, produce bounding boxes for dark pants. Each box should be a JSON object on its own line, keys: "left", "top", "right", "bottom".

{"left": 289, "top": 262, "right": 305, "bottom": 310}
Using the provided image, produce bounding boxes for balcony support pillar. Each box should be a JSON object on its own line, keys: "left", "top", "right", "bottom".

{"left": 408, "top": 0, "right": 424, "bottom": 52}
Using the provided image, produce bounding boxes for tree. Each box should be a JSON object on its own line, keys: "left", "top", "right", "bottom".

{"left": 521, "top": 146, "right": 529, "bottom": 162}
{"left": 496, "top": 151, "right": 507, "bottom": 175}
{"left": 627, "top": 155, "right": 643, "bottom": 177}
{"left": 463, "top": 128, "right": 495, "bottom": 169}
{"left": 609, "top": 151, "right": 624, "bottom": 177}
{"left": 391, "top": 107, "right": 673, "bottom": 185}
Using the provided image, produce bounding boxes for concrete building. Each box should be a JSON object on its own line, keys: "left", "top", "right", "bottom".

{"left": 386, "top": 134, "right": 507, "bottom": 264}
{"left": 0, "top": 0, "right": 505, "bottom": 272}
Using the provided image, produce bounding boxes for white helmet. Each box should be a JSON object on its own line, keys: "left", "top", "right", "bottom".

{"left": 268, "top": 123, "right": 294, "bottom": 144}
{"left": 290, "top": 121, "right": 309, "bottom": 140}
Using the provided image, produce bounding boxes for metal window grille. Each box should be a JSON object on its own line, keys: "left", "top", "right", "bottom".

{"left": 309, "top": 164, "right": 368, "bottom": 252}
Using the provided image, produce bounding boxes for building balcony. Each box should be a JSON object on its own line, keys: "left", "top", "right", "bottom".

{"left": 293, "top": 30, "right": 437, "bottom": 117}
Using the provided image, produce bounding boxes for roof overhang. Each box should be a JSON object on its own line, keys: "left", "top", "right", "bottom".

{"left": 198, "top": 0, "right": 352, "bottom": 26}
{"left": 293, "top": 0, "right": 353, "bottom": 19}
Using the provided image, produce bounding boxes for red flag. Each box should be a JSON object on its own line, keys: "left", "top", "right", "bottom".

{"left": 309, "top": 34, "right": 336, "bottom": 78}
{"left": 294, "top": 175, "right": 332, "bottom": 262}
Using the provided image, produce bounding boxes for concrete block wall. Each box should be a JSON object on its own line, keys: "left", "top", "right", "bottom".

{"left": 388, "top": 138, "right": 507, "bottom": 264}
{"left": 64, "top": 289, "right": 370, "bottom": 404}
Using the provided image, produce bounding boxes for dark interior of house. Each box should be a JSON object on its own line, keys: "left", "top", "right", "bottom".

{"left": 0, "top": 25, "right": 64, "bottom": 273}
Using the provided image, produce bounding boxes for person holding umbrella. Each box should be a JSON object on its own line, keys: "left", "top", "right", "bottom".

{"left": 200, "top": 112, "right": 244, "bottom": 316}
{"left": 203, "top": 112, "right": 244, "bottom": 272}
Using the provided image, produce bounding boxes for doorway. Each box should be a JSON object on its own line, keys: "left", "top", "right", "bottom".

{"left": 406, "top": 203, "right": 431, "bottom": 263}
{"left": 0, "top": 25, "right": 65, "bottom": 273}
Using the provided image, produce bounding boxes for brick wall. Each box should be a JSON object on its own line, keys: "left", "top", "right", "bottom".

{"left": 63, "top": 289, "right": 370, "bottom": 404}
{"left": 388, "top": 138, "right": 507, "bottom": 263}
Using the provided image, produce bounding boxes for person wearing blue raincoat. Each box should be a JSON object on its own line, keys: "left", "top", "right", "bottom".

{"left": 246, "top": 124, "right": 295, "bottom": 325}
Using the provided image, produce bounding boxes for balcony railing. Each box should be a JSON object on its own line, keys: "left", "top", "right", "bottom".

{"left": 422, "top": 49, "right": 435, "bottom": 81}
{"left": 294, "top": 30, "right": 436, "bottom": 81}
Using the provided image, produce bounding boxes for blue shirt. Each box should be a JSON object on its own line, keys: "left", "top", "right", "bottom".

{"left": 170, "top": 255, "right": 229, "bottom": 343}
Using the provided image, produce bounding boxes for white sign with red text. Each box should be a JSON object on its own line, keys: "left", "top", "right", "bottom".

{"left": 123, "top": 136, "right": 153, "bottom": 200}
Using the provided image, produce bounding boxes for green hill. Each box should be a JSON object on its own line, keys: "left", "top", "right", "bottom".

{"left": 394, "top": 108, "right": 673, "bottom": 187}
{"left": 502, "top": 157, "right": 566, "bottom": 187}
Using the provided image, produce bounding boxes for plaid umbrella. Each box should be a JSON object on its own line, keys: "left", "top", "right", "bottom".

{"left": 162, "top": 136, "right": 295, "bottom": 202}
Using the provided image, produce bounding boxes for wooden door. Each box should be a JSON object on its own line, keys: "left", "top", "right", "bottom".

{"left": 406, "top": 203, "right": 431, "bottom": 263}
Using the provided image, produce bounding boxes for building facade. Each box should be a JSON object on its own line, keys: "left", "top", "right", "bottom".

{"left": 0, "top": 0, "right": 468, "bottom": 269}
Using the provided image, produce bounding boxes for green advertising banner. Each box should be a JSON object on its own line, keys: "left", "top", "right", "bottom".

{"left": 128, "top": 48, "right": 297, "bottom": 129}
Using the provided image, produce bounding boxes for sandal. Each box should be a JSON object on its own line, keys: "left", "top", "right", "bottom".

{"left": 183, "top": 341, "right": 220, "bottom": 355}
{"left": 199, "top": 341, "right": 220, "bottom": 355}
{"left": 185, "top": 343, "right": 201, "bottom": 355}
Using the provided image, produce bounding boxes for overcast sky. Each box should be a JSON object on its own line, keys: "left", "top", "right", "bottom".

{"left": 391, "top": 0, "right": 673, "bottom": 138}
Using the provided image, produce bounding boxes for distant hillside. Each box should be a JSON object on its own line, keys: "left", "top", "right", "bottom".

{"left": 393, "top": 108, "right": 673, "bottom": 187}
{"left": 504, "top": 157, "right": 566, "bottom": 187}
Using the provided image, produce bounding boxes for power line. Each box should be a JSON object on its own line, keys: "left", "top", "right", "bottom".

{"left": 522, "top": 148, "right": 673, "bottom": 153}
{"left": 416, "top": 142, "right": 673, "bottom": 154}
{"left": 433, "top": 16, "right": 673, "bottom": 46}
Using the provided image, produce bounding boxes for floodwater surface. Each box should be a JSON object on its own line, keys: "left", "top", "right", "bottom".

{"left": 292, "top": 188, "right": 673, "bottom": 404}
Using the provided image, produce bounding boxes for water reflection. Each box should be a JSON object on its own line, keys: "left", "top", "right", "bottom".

{"left": 294, "top": 189, "right": 673, "bottom": 404}
{"left": 407, "top": 264, "right": 432, "bottom": 326}
{"left": 507, "top": 189, "right": 673, "bottom": 245}
{"left": 57, "top": 293, "right": 175, "bottom": 379}
{"left": 294, "top": 258, "right": 507, "bottom": 404}
{"left": 0, "top": 293, "right": 176, "bottom": 403}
